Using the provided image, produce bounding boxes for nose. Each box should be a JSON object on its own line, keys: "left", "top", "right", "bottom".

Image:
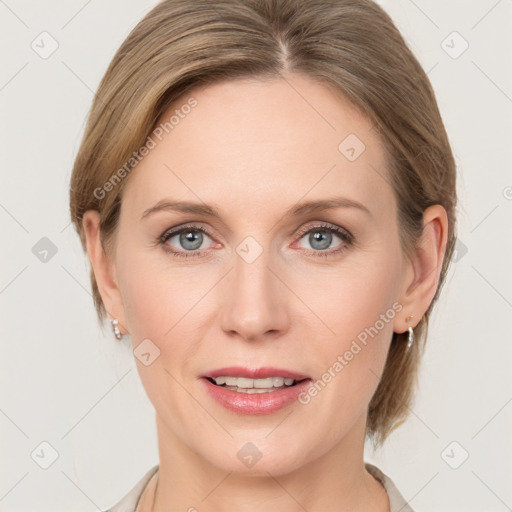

{"left": 219, "top": 246, "right": 290, "bottom": 343}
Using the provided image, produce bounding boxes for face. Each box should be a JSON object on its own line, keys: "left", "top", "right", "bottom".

{"left": 105, "top": 74, "right": 411, "bottom": 475}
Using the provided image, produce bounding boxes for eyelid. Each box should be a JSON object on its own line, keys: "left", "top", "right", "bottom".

{"left": 160, "top": 223, "right": 212, "bottom": 240}
{"left": 294, "top": 221, "right": 353, "bottom": 241}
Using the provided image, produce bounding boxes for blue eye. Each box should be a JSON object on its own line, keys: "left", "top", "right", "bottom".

{"left": 158, "top": 222, "right": 353, "bottom": 259}
{"left": 303, "top": 229, "right": 337, "bottom": 250}
{"left": 171, "top": 229, "right": 206, "bottom": 251}
{"left": 160, "top": 225, "right": 213, "bottom": 258}
{"left": 295, "top": 224, "right": 353, "bottom": 257}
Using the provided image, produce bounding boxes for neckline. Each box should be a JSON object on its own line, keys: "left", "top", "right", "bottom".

{"left": 133, "top": 463, "right": 394, "bottom": 512}
{"left": 134, "top": 467, "right": 158, "bottom": 512}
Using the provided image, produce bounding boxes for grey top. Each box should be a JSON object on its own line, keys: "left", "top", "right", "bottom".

{"left": 105, "top": 463, "right": 415, "bottom": 512}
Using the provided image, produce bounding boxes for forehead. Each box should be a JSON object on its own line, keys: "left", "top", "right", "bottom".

{"left": 122, "top": 75, "right": 393, "bottom": 222}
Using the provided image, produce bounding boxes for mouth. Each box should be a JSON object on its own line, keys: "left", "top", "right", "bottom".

{"left": 200, "top": 366, "right": 312, "bottom": 414}
{"left": 204, "top": 375, "right": 309, "bottom": 394}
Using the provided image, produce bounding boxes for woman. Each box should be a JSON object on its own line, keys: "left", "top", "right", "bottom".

{"left": 69, "top": 0, "right": 456, "bottom": 510}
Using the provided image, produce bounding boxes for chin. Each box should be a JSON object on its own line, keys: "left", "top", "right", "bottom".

{"left": 196, "top": 432, "right": 311, "bottom": 477}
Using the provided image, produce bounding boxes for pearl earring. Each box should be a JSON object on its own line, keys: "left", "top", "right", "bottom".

{"left": 111, "top": 318, "right": 123, "bottom": 340}
{"left": 405, "top": 315, "right": 414, "bottom": 349}
{"left": 407, "top": 325, "right": 415, "bottom": 349}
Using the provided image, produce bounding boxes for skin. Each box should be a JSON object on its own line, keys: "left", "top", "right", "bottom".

{"left": 83, "top": 74, "right": 448, "bottom": 512}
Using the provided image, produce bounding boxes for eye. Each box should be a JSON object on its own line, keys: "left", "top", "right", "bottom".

{"left": 159, "top": 225, "right": 217, "bottom": 258}
{"left": 294, "top": 223, "right": 353, "bottom": 257}
{"left": 158, "top": 222, "right": 354, "bottom": 259}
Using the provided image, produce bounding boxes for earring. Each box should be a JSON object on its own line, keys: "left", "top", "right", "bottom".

{"left": 405, "top": 315, "right": 414, "bottom": 349}
{"left": 111, "top": 318, "right": 123, "bottom": 340}
{"left": 407, "top": 325, "right": 415, "bottom": 349}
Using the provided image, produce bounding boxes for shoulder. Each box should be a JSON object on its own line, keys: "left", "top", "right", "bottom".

{"left": 103, "top": 465, "right": 159, "bottom": 512}
{"left": 365, "top": 462, "right": 416, "bottom": 512}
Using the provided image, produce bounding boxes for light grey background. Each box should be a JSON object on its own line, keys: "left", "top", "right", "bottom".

{"left": 1, "top": 0, "right": 511, "bottom": 510}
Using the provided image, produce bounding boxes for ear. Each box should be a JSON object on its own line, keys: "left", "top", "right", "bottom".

{"left": 394, "top": 204, "right": 449, "bottom": 333}
{"left": 82, "top": 210, "right": 128, "bottom": 335}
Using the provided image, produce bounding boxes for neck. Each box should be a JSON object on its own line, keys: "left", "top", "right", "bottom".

{"left": 142, "top": 413, "right": 389, "bottom": 512}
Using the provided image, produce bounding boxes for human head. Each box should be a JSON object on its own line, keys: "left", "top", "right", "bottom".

{"left": 70, "top": 0, "right": 456, "bottom": 449}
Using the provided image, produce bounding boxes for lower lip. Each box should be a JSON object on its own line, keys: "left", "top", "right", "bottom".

{"left": 201, "top": 378, "right": 312, "bottom": 415}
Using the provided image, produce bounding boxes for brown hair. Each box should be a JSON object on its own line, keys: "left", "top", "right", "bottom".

{"left": 69, "top": 0, "right": 457, "bottom": 445}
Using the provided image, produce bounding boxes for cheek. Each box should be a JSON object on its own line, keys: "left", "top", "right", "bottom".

{"left": 118, "top": 264, "right": 169, "bottom": 338}
{"left": 298, "top": 250, "right": 401, "bottom": 414}
{"left": 115, "top": 248, "right": 199, "bottom": 425}
{"left": 115, "top": 245, "right": 210, "bottom": 395}
{"left": 302, "top": 250, "right": 401, "bottom": 348}
{"left": 115, "top": 240, "right": 190, "bottom": 339}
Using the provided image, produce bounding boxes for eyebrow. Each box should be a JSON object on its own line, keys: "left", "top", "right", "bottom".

{"left": 141, "top": 196, "right": 372, "bottom": 220}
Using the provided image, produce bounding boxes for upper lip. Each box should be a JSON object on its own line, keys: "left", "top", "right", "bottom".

{"left": 202, "top": 366, "right": 310, "bottom": 380}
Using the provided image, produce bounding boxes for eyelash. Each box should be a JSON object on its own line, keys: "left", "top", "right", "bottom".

{"left": 158, "top": 222, "right": 354, "bottom": 260}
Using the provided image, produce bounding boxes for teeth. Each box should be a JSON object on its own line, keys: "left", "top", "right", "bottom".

{"left": 211, "top": 376, "right": 297, "bottom": 388}
{"left": 233, "top": 388, "right": 279, "bottom": 394}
